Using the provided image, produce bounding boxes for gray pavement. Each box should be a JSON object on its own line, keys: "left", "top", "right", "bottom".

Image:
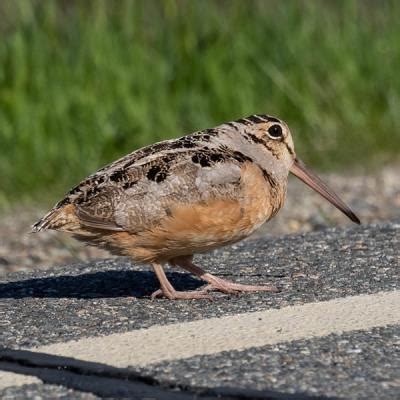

{"left": 0, "top": 384, "right": 99, "bottom": 400}
{"left": 0, "top": 222, "right": 399, "bottom": 399}
{"left": 137, "top": 325, "right": 400, "bottom": 400}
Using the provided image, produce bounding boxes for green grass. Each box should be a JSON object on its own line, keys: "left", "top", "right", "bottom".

{"left": 0, "top": 0, "right": 399, "bottom": 209}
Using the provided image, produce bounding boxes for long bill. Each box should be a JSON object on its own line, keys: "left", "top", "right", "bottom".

{"left": 290, "top": 158, "right": 361, "bottom": 224}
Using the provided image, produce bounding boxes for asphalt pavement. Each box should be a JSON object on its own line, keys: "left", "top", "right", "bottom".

{"left": 0, "top": 222, "right": 399, "bottom": 399}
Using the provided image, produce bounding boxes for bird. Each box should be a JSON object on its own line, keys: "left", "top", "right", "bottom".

{"left": 32, "top": 114, "right": 360, "bottom": 300}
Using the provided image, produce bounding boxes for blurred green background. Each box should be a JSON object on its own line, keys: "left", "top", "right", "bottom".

{"left": 0, "top": 0, "right": 399, "bottom": 209}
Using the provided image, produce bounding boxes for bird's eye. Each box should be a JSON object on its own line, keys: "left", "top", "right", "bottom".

{"left": 267, "top": 124, "right": 283, "bottom": 139}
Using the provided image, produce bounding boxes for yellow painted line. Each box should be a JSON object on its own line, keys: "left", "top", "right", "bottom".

{"left": 1, "top": 290, "right": 399, "bottom": 390}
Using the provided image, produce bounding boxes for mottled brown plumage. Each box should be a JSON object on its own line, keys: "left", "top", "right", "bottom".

{"left": 33, "top": 115, "right": 360, "bottom": 300}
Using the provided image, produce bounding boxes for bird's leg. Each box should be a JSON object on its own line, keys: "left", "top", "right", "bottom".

{"left": 150, "top": 262, "right": 212, "bottom": 300}
{"left": 171, "top": 256, "right": 279, "bottom": 294}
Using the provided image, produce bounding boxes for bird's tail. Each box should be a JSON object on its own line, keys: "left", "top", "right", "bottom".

{"left": 31, "top": 204, "right": 79, "bottom": 233}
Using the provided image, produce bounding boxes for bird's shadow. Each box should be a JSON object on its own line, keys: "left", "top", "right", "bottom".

{"left": 0, "top": 270, "right": 203, "bottom": 299}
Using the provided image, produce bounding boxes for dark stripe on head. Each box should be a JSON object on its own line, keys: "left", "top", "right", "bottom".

{"left": 261, "top": 115, "right": 281, "bottom": 123}
{"left": 236, "top": 114, "right": 281, "bottom": 126}
{"left": 246, "top": 115, "right": 268, "bottom": 124}
{"left": 247, "top": 133, "right": 266, "bottom": 145}
{"left": 236, "top": 118, "right": 253, "bottom": 126}
{"left": 246, "top": 133, "right": 280, "bottom": 159}
{"left": 285, "top": 142, "right": 295, "bottom": 156}
{"left": 225, "top": 122, "right": 239, "bottom": 131}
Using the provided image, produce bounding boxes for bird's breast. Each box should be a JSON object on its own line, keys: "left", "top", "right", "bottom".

{"left": 237, "top": 162, "right": 287, "bottom": 232}
{"left": 126, "top": 162, "right": 287, "bottom": 261}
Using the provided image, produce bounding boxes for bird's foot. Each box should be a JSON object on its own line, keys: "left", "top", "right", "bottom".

{"left": 202, "top": 276, "right": 279, "bottom": 295}
{"left": 151, "top": 288, "right": 212, "bottom": 301}
{"left": 151, "top": 262, "right": 212, "bottom": 300}
{"left": 171, "top": 256, "right": 280, "bottom": 296}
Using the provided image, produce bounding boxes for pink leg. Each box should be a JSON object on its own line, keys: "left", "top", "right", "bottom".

{"left": 151, "top": 263, "right": 212, "bottom": 300}
{"left": 170, "top": 256, "right": 279, "bottom": 294}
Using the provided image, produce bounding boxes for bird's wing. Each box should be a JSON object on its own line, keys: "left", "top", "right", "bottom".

{"left": 70, "top": 145, "right": 246, "bottom": 233}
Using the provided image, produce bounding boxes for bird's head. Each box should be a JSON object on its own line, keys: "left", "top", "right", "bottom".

{"left": 236, "top": 114, "right": 360, "bottom": 224}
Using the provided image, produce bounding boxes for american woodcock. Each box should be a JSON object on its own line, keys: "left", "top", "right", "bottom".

{"left": 33, "top": 115, "right": 360, "bottom": 300}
